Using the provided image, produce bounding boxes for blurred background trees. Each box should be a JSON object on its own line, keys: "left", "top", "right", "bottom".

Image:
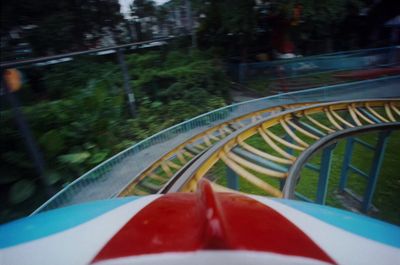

{"left": 129, "top": 0, "right": 157, "bottom": 41}
{"left": 2, "top": 0, "right": 398, "bottom": 60}
{"left": 1, "top": 0, "right": 124, "bottom": 56}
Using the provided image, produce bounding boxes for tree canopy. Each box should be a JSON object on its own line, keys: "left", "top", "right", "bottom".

{"left": 1, "top": 0, "right": 123, "bottom": 55}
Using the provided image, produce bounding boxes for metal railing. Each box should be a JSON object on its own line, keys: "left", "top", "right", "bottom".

{"left": 228, "top": 46, "right": 400, "bottom": 83}
{"left": 0, "top": 38, "right": 173, "bottom": 68}
{"left": 283, "top": 123, "right": 400, "bottom": 212}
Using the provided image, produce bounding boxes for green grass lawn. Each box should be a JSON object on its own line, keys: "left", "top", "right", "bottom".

{"left": 212, "top": 130, "right": 400, "bottom": 225}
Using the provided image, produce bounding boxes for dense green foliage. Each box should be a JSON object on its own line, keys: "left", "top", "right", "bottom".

{"left": 197, "top": 0, "right": 261, "bottom": 58}
{"left": 128, "top": 50, "right": 229, "bottom": 114}
{"left": 0, "top": 49, "right": 229, "bottom": 223}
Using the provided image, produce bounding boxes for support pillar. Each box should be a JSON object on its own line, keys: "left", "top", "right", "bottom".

{"left": 226, "top": 167, "right": 239, "bottom": 190}
{"left": 2, "top": 78, "right": 54, "bottom": 196}
{"left": 339, "top": 137, "right": 354, "bottom": 191}
{"left": 117, "top": 48, "right": 136, "bottom": 117}
{"left": 362, "top": 131, "right": 390, "bottom": 212}
{"left": 316, "top": 143, "right": 336, "bottom": 204}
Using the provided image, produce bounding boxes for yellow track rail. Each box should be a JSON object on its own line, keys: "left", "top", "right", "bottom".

{"left": 118, "top": 103, "right": 310, "bottom": 196}
{"left": 176, "top": 99, "right": 400, "bottom": 196}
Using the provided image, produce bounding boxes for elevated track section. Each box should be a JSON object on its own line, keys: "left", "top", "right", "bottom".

{"left": 154, "top": 100, "right": 399, "bottom": 201}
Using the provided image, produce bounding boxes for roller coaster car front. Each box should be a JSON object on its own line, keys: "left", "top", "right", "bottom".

{"left": 1, "top": 180, "right": 399, "bottom": 265}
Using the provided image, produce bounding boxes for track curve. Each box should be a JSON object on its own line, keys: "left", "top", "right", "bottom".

{"left": 133, "top": 99, "right": 400, "bottom": 198}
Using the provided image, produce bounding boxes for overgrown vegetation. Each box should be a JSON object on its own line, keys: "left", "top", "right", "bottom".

{"left": 0, "top": 49, "right": 229, "bottom": 223}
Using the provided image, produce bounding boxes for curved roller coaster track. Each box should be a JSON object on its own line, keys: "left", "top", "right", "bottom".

{"left": 32, "top": 72, "right": 400, "bottom": 215}
{"left": 119, "top": 99, "right": 400, "bottom": 200}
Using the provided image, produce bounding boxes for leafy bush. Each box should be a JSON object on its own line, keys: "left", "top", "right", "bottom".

{"left": 127, "top": 49, "right": 230, "bottom": 103}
